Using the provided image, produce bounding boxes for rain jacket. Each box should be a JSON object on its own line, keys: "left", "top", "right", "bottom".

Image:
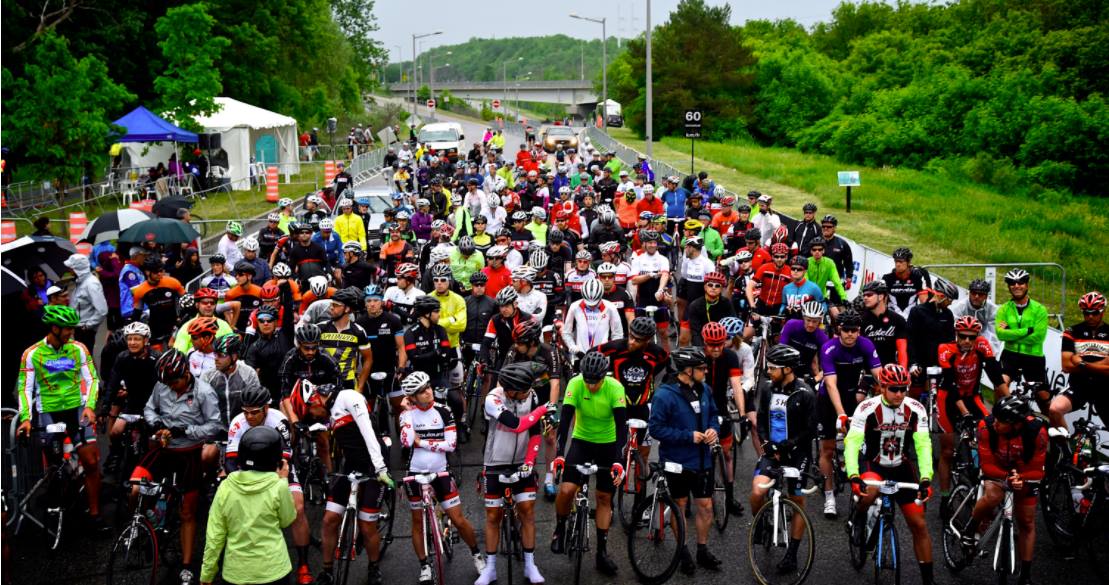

{"left": 200, "top": 470, "right": 295, "bottom": 585}
{"left": 66, "top": 254, "right": 108, "bottom": 329}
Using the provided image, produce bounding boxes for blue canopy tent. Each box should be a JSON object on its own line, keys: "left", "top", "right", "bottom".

{"left": 112, "top": 106, "right": 198, "bottom": 143}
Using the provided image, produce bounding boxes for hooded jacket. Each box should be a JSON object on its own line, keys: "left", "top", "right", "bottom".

{"left": 65, "top": 254, "right": 108, "bottom": 329}
{"left": 649, "top": 376, "right": 720, "bottom": 472}
{"left": 200, "top": 470, "right": 295, "bottom": 584}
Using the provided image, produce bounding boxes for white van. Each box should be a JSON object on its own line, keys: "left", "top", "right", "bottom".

{"left": 417, "top": 122, "right": 465, "bottom": 161}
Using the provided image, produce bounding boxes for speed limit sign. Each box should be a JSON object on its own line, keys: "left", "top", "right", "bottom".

{"left": 684, "top": 109, "right": 702, "bottom": 138}
{"left": 427, "top": 99, "right": 436, "bottom": 110}
{"left": 492, "top": 99, "right": 502, "bottom": 110}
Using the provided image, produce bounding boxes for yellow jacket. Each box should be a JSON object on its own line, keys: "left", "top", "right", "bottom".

{"left": 334, "top": 212, "right": 367, "bottom": 250}
{"left": 432, "top": 290, "right": 466, "bottom": 348}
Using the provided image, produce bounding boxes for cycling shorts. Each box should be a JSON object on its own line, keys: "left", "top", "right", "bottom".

{"left": 753, "top": 453, "right": 809, "bottom": 497}
{"left": 816, "top": 387, "right": 865, "bottom": 440}
{"left": 326, "top": 474, "right": 387, "bottom": 522}
{"left": 562, "top": 439, "right": 621, "bottom": 494}
{"left": 677, "top": 280, "right": 704, "bottom": 304}
{"left": 937, "top": 389, "right": 989, "bottom": 434}
{"left": 131, "top": 445, "right": 204, "bottom": 493}
{"left": 665, "top": 468, "right": 713, "bottom": 500}
{"left": 858, "top": 461, "right": 924, "bottom": 514}
{"left": 482, "top": 467, "right": 538, "bottom": 508}
{"left": 403, "top": 473, "right": 461, "bottom": 511}
{"left": 999, "top": 351, "right": 1047, "bottom": 387}
{"left": 38, "top": 408, "right": 96, "bottom": 447}
{"left": 1057, "top": 387, "right": 1108, "bottom": 420}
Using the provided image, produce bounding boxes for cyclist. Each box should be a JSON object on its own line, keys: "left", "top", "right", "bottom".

{"left": 845, "top": 364, "right": 938, "bottom": 585}
{"left": 676, "top": 235, "right": 715, "bottom": 341}
{"left": 357, "top": 284, "right": 408, "bottom": 420}
{"left": 629, "top": 230, "right": 672, "bottom": 351}
{"left": 317, "top": 364, "right": 395, "bottom": 585}
{"left": 201, "top": 333, "right": 263, "bottom": 469}
{"left": 649, "top": 348, "right": 723, "bottom": 574}
{"left": 1048, "top": 291, "right": 1109, "bottom": 431}
{"left": 481, "top": 245, "right": 513, "bottom": 299}
{"left": 551, "top": 351, "right": 626, "bottom": 576}
{"left": 173, "top": 287, "right": 234, "bottom": 353}
{"left": 778, "top": 301, "right": 830, "bottom": 383}
{"left": 132, "top": 257, "right": 187, "bottom": 348}
{"left": 201, "top": 254, "right": 236, "bottom": 299}
{"left": 16, "top": 305, "right": 106, "bottom": 529}
{"left": 132, "top": 350, "right": 224, "bottom": 585}
{"left": 300, "top": 274, "right": 337, "bottom": 316}
{"left": 817, "top": 308, "right": 883, "bottom": 518}
{"left": 780, "top": 254, "right": 825, "bottom": 319}
{"left": 243, "top": 305, "right": 294, "bottom": 404}
{"left": 754, "top": 242, "right": 792, "bottom": 318}
{"left": 397, "top": 372, "right": 485, "bottom": 585}
{"left": 512, "top": 265, "right": 547, "bottom": 323}
{"left": 184, "top": 317, "right": 221, "bottom": 377}
{"left": 224, "top": 385, "right": 314, "bottom": 584}
{"left": 596, "top": 262, "right": 636, "bottom": 335}
{"left": 462, "top": 271, "right": 496, "bottom": 360}
{"left": 907, "top": 277, "right": 958, "bottom": 391}
{"left": 279, "top": 323, "right": 341, "bottom": 406}
{"left": 995, "top": 268, "right": 1050, "bottom": 412}
{"left": 258, "top": 212, "right": 284, "bottom": 262}
{"left": 404, "top": 293, "right": 453, "bottom": 389}
{"left": 314, "top": 218, "right": 345, "bottom": 278}
{"left": 383, "top": 263, "right": 425, "bottom": 321}
{"left": 859, "top": 280, "right": 909, "bottom": 367}
{"left": 724, "top": 250, "right": 758, "bottom": 323}
{"left": 701, "top": 322, "right": 748, "bottom": 517}
{"left": 749, "top": 345, "right": 818, "bottom": 574}
{"left": 224, "top": 261, "right": 264, "bottom": 331}
{"left": 564, "top": 250, "right": 597, "bottom": 303}
{"left": 953, "top": 278, "right": 1000, "bottom": 352}
{"left": 480, "top": 287, "right": 534, "bottom": 371}
{"left": 936, "top": 315, "right": 1008, "bottom": 514}
{"left": 685, "top": 271, "right": 736, "bottom": 347}
{"left": 449, "top": 237, "right": 485, "bottom": 295}
{"left": 477, "top": 362, "right": 554, "bottom": 585}
{"left": 561, "top": 278, "right": 624, "bottom": 362}
{"left": 427, "top": 265, "right": 470, "bottom": 438}
{"left": 528, "top": 251, "right": 565, "bottom": 326}
{"left": 964, "top": 396, "right": 1047, "bottom": 585}
{"left": 241, "top": 237, "right": 273, "bottom": 285}
{"left": 99, "top": 321, "right": 159, "bottom": 471}
{"left": 504, "top": 319, "right": 563, "bottom": 495}
{"left": 341, "top": 241, "right": 378, "bottom": 291}
{"left": 598, "top": 241, "right": 632, "bottom": 287}
{"left": 882, "top": 247, "right": 928, "bottom": 319}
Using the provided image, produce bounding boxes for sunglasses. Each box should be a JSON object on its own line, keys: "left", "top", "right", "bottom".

{"left": 862, "top": 292, "right": 877, "bottom": 298}
{"left": 1082, "top": 310, "right": 1103, "bottom": 316}
{"left": 957, "top": 333, "right": 979, "bottom": 340}
{"left": 773, "top": 255, "right": 788, "bottom": 260}
{"left": 433, "top": 277, "right": 450, "bottom": 283}
{"left": 242, "top": 407, "right": 265, "bottom": 416}
{"left": 886, "top": 385, "right": 909, "bottom": 394}
{"left": 599, "top": 274, "right": 615, "bottom": 279}
{"left": 257, "top": 317, "right": 277, "bottom": 324}
{"left": 840, "top": 327, "right": 861, "bottom": 334}
{"left": 705, "top": 283, "right": 723, "bottom": 289}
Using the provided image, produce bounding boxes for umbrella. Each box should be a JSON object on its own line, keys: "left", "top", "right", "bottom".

{"left": 151, "top": 195, "right": 193, "bottom": 219}
{"left": 118, "top": 217, "right": 200, "bottom": 245}
{"left": 1, "top": 266, "right": 27, "bottom": 295}
{"left": 0, "top": 236, "right": 79, "bottom": 281}
{"left": 79, "top": 208, "right": 154, "bottom": 245}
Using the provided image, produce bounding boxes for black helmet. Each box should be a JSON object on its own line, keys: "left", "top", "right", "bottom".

{"left": 892, "top": 247, "right": 913, "bottom": 261}
{"left": 155, "top": 350, "right": 190, "bottom": 382}
{"left": 671, "top": 347, "right": 706, "bottom": 370}
{"left": 821, "top": 214, "right": 838, "bottom": 226}
{"left": 968, "top": 278, "right": 991, "bottom": 294}
{"left": 142, "top": 256, "right": 166, "bottom": 272}
{"left": 808, "top": 237, "right": 826, "bottom": 249}
{"left": 237, "top": 426, "right": 283, "bottom": 472}
{"left": 512, "top": 319, "right": 542, "bottom": 345}
{"left": 213, "top": 334, "right": 242, "bottom": 356}
{"left": 295, "top": 323, "right": 322, "bottom": 345}
{"left": 766, "top": 344, "right": 801, "bottom": 369}
{"left": 498, "top": 361, "right": 538, "bottom": 392}
{"left": 331, "top": 287, "right": 362, "bottom": 309}
{"left": 837, "top": 308, "right": 863, "bottom": 328}
{"left": 993, "top": 395, "right": 1031, "bottom": 424}
{"left": 240, "top": 385, "right": 272, "bottom": 409}
{"left": 413, "top": 295, "right": 441, "bottom": 316}
{"left": 547, "top": 228, "right": 565, "bottom": 245}
{"left": 802, "top": 202, "right": 818, "bottom": 213}
{"left": 234, "top": 260, "right": 255, "bottom": 275}
{"left": 744, "top": 228, "right": 762, "bottom": 242}
{"left": 458, "top": 236, "right": 476, "bottom": 254}
{"left": 861, "top": 280, "right": 888, "bottom": 295}
{"left": 579, "top": 351, "right": 610, "bottom": 384}
{"left": 629, "top": 316, "right": 657, "bottom": 339}
{"left": 469, "top": 271, "right": 488, "bottom": 286}
{"left": 932, "top": 277, "right": 959, "bottom": 301}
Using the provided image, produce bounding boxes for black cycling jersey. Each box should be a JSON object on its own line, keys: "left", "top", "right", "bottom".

{"left": 861, "top": 308, "right": 908, "bottom": 366}
{"left": 357, "top": 311, "right": 405, "bottom": 372}
{"left": 403, "top": 322, "right": 452, "bottom": 379}
{"left": 102, "top": 349, "right": 161, "bottom": 415}
{"left": 278, "top": 349, "right": 341, "bottom": 397}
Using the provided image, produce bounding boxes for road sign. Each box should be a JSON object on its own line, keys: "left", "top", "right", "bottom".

{"left": 837, "top": 171, "right": 861, "bottom": 187}
{"left": 426, "top": 99, "right": 436, "bottom": 110}
{"left": 684, "top": 109, "right": 702, "bottom": 139}
{"left": 406, "top": 115, "right": 422, "bottom": 128}
{"left": 492, "top": 99, "right": 502, "bottom": 110}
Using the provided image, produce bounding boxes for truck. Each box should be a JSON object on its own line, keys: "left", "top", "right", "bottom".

{"left": 416, "top": 122, "right": 465, "bottom": 161}
{"left": 597, "top": 99, "right": 623, "bottom": 128}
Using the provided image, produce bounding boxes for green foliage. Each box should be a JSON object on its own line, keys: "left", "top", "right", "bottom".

{"left": 329, "top": 0, "right": 387, "bottom": 85}
{"left": 416, "top": 85, "right": 431, "bottom": 102}
{"left": 2, "top": 31, "right": 135, "bottom": 186}
{"left": 153, "top": 3, "right": 229, "bottom": 131}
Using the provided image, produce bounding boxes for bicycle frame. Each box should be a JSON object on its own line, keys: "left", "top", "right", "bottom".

{"left": 405, "top": 471, "right": 453, "bottom": 585}
{"left": 860, "top": 480, "right": 920, "bottom": 568}
{"left": 756, "top": 467, "right": 820, "bottom": 548}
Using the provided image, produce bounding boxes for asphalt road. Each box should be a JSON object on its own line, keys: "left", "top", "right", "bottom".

{"left": 8, "top": 418, "right": 1100, "bottom": 585}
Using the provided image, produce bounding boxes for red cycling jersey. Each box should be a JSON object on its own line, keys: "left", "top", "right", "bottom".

{"left": 976, "top": 416, "right": 1047, "bottom": 503}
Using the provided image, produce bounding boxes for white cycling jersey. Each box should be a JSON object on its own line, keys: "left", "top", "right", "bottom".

{"left": 383, "top": 284, "right": 425, "bottom": 310}
{"left": 330, "top": 389, "right": 388, "bottom": 474}
{"left": 561, "top": 299, "right": 624, "bottom": 355}
{"left": 227, "top": 409, "right": 292, "bottom": 463}
{"left": 399, "top": 404, "right": 456, "bottom": 473}
{"left": 517, "top": 288, "right": 548, "bottom": 323}
{"left": 679, "top": 253, "right": 716, "bottom": 282}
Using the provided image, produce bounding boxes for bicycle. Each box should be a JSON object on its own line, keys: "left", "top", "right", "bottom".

{"left": 11, "top": 422, "right": 87, "bottom": 550}
{"left": 328, "top": 471, "right": 396, "bottom": 584}
{"left": 293, "top": 421, "right": 330, "bottom": 506}
{"left": 942, "top": 479, "right": 1022, "bottom": 584}
{"left": 1061, "top": 460, "right": 1109, "bottom": 583}
{"left": 491, "top": 466, "right": 529, "bottom": 585}
{"left": 749, "top": 314, "right": 787, "bottom": 389}
{"left": 462, "top": 342, "right": 485, "bottom": 432}
{"left": 921, "top": 367, "right": 943, "bottom": 434}
{"left": 616, "top": 417, "right": 650, "bottom": 532}
{"left": 627, "top": 460, "right": 685, "bottom": 585}
{"left": 1040, "top": 414, "right": 1103, "bottom": 548}
{"left": 563, "top": 463, "right": 599, "bottom": 585}
{"left": 747, "top": 464, "right": 820, "bottom": 585}
{"left": 846, "top": 479, "right": 921, "bottom": 584}
{"left": 403, "top": 471, "right": 456, "bottom": 585}
{"left": 369, "top": 371, "right": 394, "bottom": 439}
{"left": 106, "top": 474, "right": 181, "bottom": 585}
{"left": 951, "top": 415, "right": 982, "bottom": 492}
{"left": 710, "top": 443, "right": 731, "bottom": 532}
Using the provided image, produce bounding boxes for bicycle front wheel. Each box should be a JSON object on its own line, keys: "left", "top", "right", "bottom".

{"left": 941, "top": 484, "right": 977, "bottom": 572}
{"left": 712, "top": 449, "right": 730, "bottom": 532}
{"left": 1040, "top": 470, "right": 1077, "bottom": 548}
{"left": 106, "top": 518, "right": 159, "bottom": 585}
{"left": 501, "top": 507, "right": 517, "bottom": 585}
{"left": 378, "top": 486, "right": 397, "bottom": 558}
{"left": 616, "top": 452, "right": 644, "bottom": 531}
{"left": 873, "top": 513, "right": 900, "bottom": 584}
{"left": 425, "top": 509, "right": 447, "bottom": 585}
{"left": 628, "top": 491, "right": 684, "bottom": 585}
{"left": 748, "top": 497, "right": 815, "bottom": 585}
{"left": 571, "top": 504, "right": 589, "bottom": 585}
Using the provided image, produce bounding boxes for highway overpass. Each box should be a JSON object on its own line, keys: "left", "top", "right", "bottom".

{"left": 388, "top": 80, "right": 599, "bottom": 116}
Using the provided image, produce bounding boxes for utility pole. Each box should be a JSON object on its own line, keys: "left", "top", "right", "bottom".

{"left": 646, "top": 0, "right": 653, "bottom": 156}
{"left": 411, "top": 31, "right": 442, "bottom": 116}
{"left": 570, "top": 13, "right": 607, "bottom": 130}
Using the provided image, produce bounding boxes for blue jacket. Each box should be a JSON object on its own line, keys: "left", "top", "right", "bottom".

{"left": 118, "top": 263, "right": 145, "bottom": 318}
{"left": 248, "top": 256, "right": 272, "bottom": 285}
{"left": 312, "top": 231, "right": 345, "bottom": 268}
{"left": 649, "top": 378, "right": 720, "bottom": 472}
{"left": 663, "top": 187, "right": 688, "bottom": 219}
{"left": 781, "top": 279, "right": 825, "bottom": 315}
{"left": 552, "top": 174, "right": 571, "bottom": 195}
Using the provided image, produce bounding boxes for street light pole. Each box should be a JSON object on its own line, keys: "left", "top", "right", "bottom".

{"left": 411, "top": 31, "right": 442, "bottom": 117}
{"left": 502, "top": 57, "right": 523, "bottom": 121}
{"left": 646, "top": 0, "right": 652, "bottom": 156}
{"left": 570, "top": 13, "right": 608, "bottom": 131}
{"left": 393, "top": 45, "right": 402, "bottom": 84}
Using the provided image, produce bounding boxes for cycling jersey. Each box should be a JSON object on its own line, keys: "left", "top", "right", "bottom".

{"left": 17, "top": 338, "right": 99, "bottom": 421}
{"left": 705, "top": 348, "right": 743, "bottom": 421}
{"left": 996, "top": 298, "right": 1049, "bottom": 357}
{"left": 755, "top": 262, "right": 791, "bottom": 309}
{"left": 430, "top": 290, "right": 467, "bottom": 348}
{"left": 404, "top": 322, "right": 452, "bottom": 382}
{"left": 481, "top": 309, "right": 533, "bottom": 368}
{"left": 102, "top": 349, "right": 160, "bottom": 415}
{"left": 329, "top": 389, "right": 388, "bottom": 474}
{"left": 482, "top": 264, "right": 513, "bottom": 299}
{"left": 677, "top": 254, "right": 715, "bottom": 301}
{"left": 685, "top": 296, "right": 736, "bottom": 346}
{"left": 225, "top": 284, "right": 263, "bottom": 331}
{"left": 383, "top": 285, "right": 424, "bottom": 317}
{"left": 517, "top": 289, "right": 547, "bottom": 324}
{"left": 187, "top": 349, "right": 217, "bottom": 378}
{"left": 1062, "top": 321, "right": 1109, "bottom": 395}
{"left": 356, "top": 311, "right": 405, "bottom": 372}
{"left": 482, "top": 386, "right": 545, "bottom": 469}
{"left": 596, "top": 338, "right": 669, "bottom": 418}
{"left": 132, "top": 276, "right": 186, "bottom": 342}
{"left": 563, "top": 269, "right": 596, "bottom": 302}
{"left": 906, "top": 303, "right": 955, "bottom": 370}
{"left": 845, "top": 395, "right": 932, "bottom": 476}
{"left": 319, "top": 321, "right": 371, "bottom": 387}
{"left": 561, "top": 376, "right": 626, "bottom": 444}
{"left": 200, "top": 273, "right": 235, "bottom": 299}
{"left": 882, "top": 268, "right": 927, "bottom": 319}
{"left": 862, "top": 308, "right": 909, "bottom": 367}
{"left": 630, "top": 252, "right": 669, "bottom": 306}
{"left": 226, "top": 409, "right": 292, "bottom": 472}
{"left": 202, "top": 363, "right": 262, "bottom": 427}
{"left": 602, "top": 287, "right": 635, "bottom": 333}
{"left": 561, "top": 299, "right": 624, "bottom": 356}
{"left": 142, "top": 377, "right": 224, "bottom": 449}
{"left": 937, "top": 339, "right": 1005, "bottom": 433}
{"left": 820, "top": 337, "right": 881, "bottom": 390}
{"left": 755, "top": 378, "right": 817, "bottom": 462}
{"left": 780, "top": 279, "right": 824, "bottom": 316}
{"left": 173, "top": 316, "right": 234, "bottom": 353}
{"left": 976, "top": 416, "right": 1048, "bottom": 492}
{"left": 463, "top": 294, "right": 496, "bottom": 347}
{"left": 779, "top": 319, "right": 830, "bottom": 373}
{"left": 805, "top": 257, "right": 846, "bottom": 303}
{"left": 278, "top": 350, "right": 341, "bottom": 397}
{"left": 399, "top": 404, "right": 456, "bottom": 473}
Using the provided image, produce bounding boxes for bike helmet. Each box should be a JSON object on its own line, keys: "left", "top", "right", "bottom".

{"left": 255, "top": 305, "right": 279, "bottom": 321}
{"left": 156, "top": 350, "right": 190, "bottom": 382}
{"left": 599, "top": 210, "right": 617, "bottom": 225}
{"left": 581, "top": 278, "right": 604, "bottom": 306}
{"left": 242, "top": 237, "right": 260, "bottom": 252}
{"left": 968, "top": 279, "right": 991, "bottom": 294}
{"left": 292, "top": 222, "right": 313, "bottom": 234}
{"left": 331, "top": 287, "right": 362, "bottom": 309}
{"left": 267, "top": 212, "right": 281, "bottom": 222}
{"left": 363, "top": 284, "right": 383, "bottom": 299}
{"left": 498, "top": 361, "right": 538, "bottom": 393}
{"left": 272, "top": 263, "right": 292, "bottom": 278}
{"left": 637, "top": 229, "right": 658, "bottom": 244}
{"left": 639, "top": 211, "right": 655, "bottom": 222}
{"left": 429, "top": 247, "right": 451, "bottom": 265}
{"left": 396, "top": 263, "right": 420, "bottom": 278}
{"left": 932, "top": 277, "right": 959, "bottom": 301}
{"left": 770, "top": 243, "right": 789, "bottom": 256}
{"left": 684, "top": 235, "right": 703, "bottom": 248}
{"left": 485, "top": 245, "right": 508, "bottom": 259}
{"left": 213, "top": 333, "right": 242, "bottom": 355}
{"left": 194, "top": 287, "right": 219, "bottom": 301}
{"left": 802, "top": 202, "right": 818, "bottom": 213}
{"left": 701, "top": 322, "right": 728, "bottom": 345}
{"left": 307, "top": 194, "right": 324, "bottom": 206}
{"left": 238, "top": 426, "right": 282, "bottom": 472}
{"left": 318, "top": 218, "right": 335, "bottom": 231}
{"left": 210, "top": 254, "right": 226, "bottom": 265}
{"left": 821, "top": 214, "right": 838, "bottom": 226}
{"left": 295, "top": 323, "right": 322, "bottom": 345}
{"left": 468, "top": 271, "right": 488, "bottom": 286}
{"left": 511, "top": 211, "right": 528, "bottom": 223}
{"left": 308, "top": 275, "right": 330, "bottom": 298}
{"left": 599, "top": 241, "right": 621, "bottom": 256}
{"left": 412, "top": 295, "right": 442, "bottom": 316}
{"left": 993, "top": 395, "right": 1031, "bottom": 424}
{"left": 511, "top": 266, "right": 536, "bottom": 283}
{"left": 596, "top": 262, "right": 617, "bottom": 275}
{"left": 428, "top": 264, "right": 452, "bottom": 281}
{"left": 1079, "top": 291, "right": 1107, "bottom": 313}
{"left": 253, "top": 282, "right": 278, "bottom": 302}
{"left": 401, "top": 371, "right": 431, "bottom": 396}
{"left": 495, "top": 287, "right": 519, "bottom": 306}
{"left": 579, "top": 351, "right": 610, "bottom": 384}
{"left": 704, "top": 271, "right": 726, "bottom": 286}
{"left": 226, "top": 220, "right": 243, "bottom": 236}
{"left": 342, "top": 241, "right": 363, "bottom": 256}
{"left": 457, "top": 236, "right": 476, "bottom": 255}
{"left": 338, "top": 198, "right": 353, "bottom": 209}
{"left": 766, "top": 344, "right": 801, "bottom": 369}
{"left": 121, "top": 321, "right": 151, "bottom": 338}
{"left": 523, "top": 250, "right": 547, "bottom": 271}
{"left": 744, "top": 228, "right": 762, "bottom": 242}
{"left": 396, "top": 210, "right": 411, "bottom": 221}
{"left": 892, "top": 247, "right": 913, "bottom": 261}
{"left": 142, "top": 257, "right": 166, "bottom": 272}
{"left": 734, "top": 250, "right": 754, "bottom": 263}
{"left": 1004, "top": 268, "right": 1030, "bottom": 285}
{"left": 42, "top": 305, "right": 80, "bottom": 328}
{"left": 629, "top": 316, "right": 657, "bottom": 340}
{"left": 682, "top": 219, "right": 703, "bottom": 232}
{"left": 240, "top": 383, "right": 272, "bottom": 409}
{"left": 877, "top": 364, "right": 911, "bottom": 387}
{"left": 575, "top": 250, "right": 593, "bottom": 262}
{"left": 187, "top": 317, "right": 219, "bottom": 338}
{"left": 837, "top": 308, "right": 863, "bottom": 329}
{"left": 952, "top": 315, "right": 983, "bottom": 334}
{"left": 861, "top": 280, "right": 888, "bottom": 295}
{"left": 671, "top": 347, "right": 707, "bottom": 370}
{"left": 719, "top": 316, "right": 744, "bottom": 338}
{"left": 178, "top": 293, "right": 195, "bottom": 312}
{"left": 416, "top": 198, "right": 430, "bottom": 208}
{"left": 278, "top": 197, "right": 293, "bottom": 208}
{"left": 234, "top": 260, "right": 255, "bottom": 275}
{"left": 532, "top": 208, "right": 547, "bottom": 221}
{"left": 801, "top": 301, "right": 826, "bottom": 319}
{"left": 547, "top": 229, "right": 565, "bottom": 245}
{"left": 512, "top": 319, "right": 542, "bottom": 345}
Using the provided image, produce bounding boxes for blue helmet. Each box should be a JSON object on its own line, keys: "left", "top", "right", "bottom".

{"left": 363, "top": 284, "right": 384, "bottom": 300}
{"left": 390, "top": 192, "right": 405, "bottom": 201}
{"left": 718, "top": 316, "right": 744, "bottom": 338}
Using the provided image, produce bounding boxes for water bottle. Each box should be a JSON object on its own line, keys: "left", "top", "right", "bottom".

{"left": 150, "top": 499, "right": 166, "bottom": 529}
{"left": 866, "top": 503, "right": 880, "bottom": 537}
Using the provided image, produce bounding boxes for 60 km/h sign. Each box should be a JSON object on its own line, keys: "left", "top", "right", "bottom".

{"left": 426, "top": 99, "right": 436, "bottom": 110}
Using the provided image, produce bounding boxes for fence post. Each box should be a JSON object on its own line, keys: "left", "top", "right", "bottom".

{"left": 266, "top": 166, "right": 280, "bottom": 203}
{"left": 1, "top": 220, "right": 16, "bottom": 243}
{"left": 324, "top": 161, "right": 337, "bottom": 187}
{"left": 68, "top": 211, "right": 91, "bottom": 255}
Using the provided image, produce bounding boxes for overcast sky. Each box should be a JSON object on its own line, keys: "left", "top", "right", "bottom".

{"left": 376, "top": 0, "right": 881, "bottom": 62}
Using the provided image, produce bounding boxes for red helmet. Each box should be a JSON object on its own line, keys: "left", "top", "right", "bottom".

{"left": 194, "top": 287, "right": 219, "bottom": 300}
{"left": 511, "top": 319, "right": 541, "bottom": 345}
{"left": 701, "top": 322, "right": 728, "bottom": 345}
{"left": 954, "top": 315, "right": 983, "bottom": 333}
{"left": 771, "top": 225, "right": 790, "bottom": 245}
{"left": 187, "top": 316, "right": 219, "bottom": 337}
{"left": 396, "top": 263, "right": 419, "bottom": 278}
{"left": 770, "top": 243, "right": 790, "bottom": 256}
{"left": 877, "top": 364, "right": 911, "bottom": 387}
{"left": 704, "top": 271, "right": 727, "bottom": 286}
{"left": 260, "top": 282, "right": 281, "bottom": 301}
{"left": 1079, "top": 291, "right": 1106, "bottom": 313}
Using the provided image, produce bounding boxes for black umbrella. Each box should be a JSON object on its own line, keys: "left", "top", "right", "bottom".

{"left": 118, "top": 217, "right": 201, "bottom": 245}
{"left": 0, "top": 236, "right": 79, "bottom": 281}
{"left": 1, "top": 266, "right": 27, "bottom": 295}
{"left": 151, "top": 195, "right": 193, "bottom": 219}
{"left": 79, "top": 208, "right": 155, "bottom": 245}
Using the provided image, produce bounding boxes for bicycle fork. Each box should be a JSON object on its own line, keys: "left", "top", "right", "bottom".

{"left": 992, "top": 493, "right": 1016, "bottom": 575}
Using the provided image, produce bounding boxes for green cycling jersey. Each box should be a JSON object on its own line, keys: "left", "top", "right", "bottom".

{"left": 16, "top": 338, "right": 100, "bottom": 421}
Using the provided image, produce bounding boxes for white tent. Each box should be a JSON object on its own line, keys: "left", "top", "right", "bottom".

{"left": 193, "top": 97, "right": 300, "bottom": 191}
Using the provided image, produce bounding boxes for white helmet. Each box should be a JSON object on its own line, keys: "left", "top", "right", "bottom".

{"left": 401, "top": 371, "right": 431, "bottom": 396}
{"left": 801, "top": 301, "right": 826, "bottom": 319}
{"left": 494, "top": 177, "right": 507, "bottom": 192}
{"left": 643, "top": 184, "right": 655, "bottom": 194}
{"left": 511, "top": 266, "right": 536, "bottom": 283}
{"left": 429, "top": 248, "right": 451, "bottom": 264}
{"left": 277, "top": 197, "right": 293, "bottom": 208}
{"left": 309, "top": 275, "right": 329, "bottom": 297}
{"left": 267, "top": 212, "right": 281, "bottom": 222}
{"left": 714, "top": 185, "right": 726, "bottom": 197}
{"left": 487, "top": 194, "right": 501, "bottom": 208}
{"left": 486, "top": 245, "right": 509, "bottom": 258}
{"left": 121, "top": 321, "right": 151, "bottom": 338}
{"left": 558, "top": 186, "right": 571, "bottom": 195}
{"left": 581, "top": 278, "right": 604, "bottom": 306}
{"left": 596, "top": 262, "right": 617, "bottom": 274}
{"left": 532, "top": 208, "right": 547, "bottom": 221}
{"left": 272, "top": 263, "right": 292, "bottom": 278}
{"left": 307, "top": 194, "right": 324, "bottom": 206}
{"left": 241, "top": 237, "right": 260, "bottom": 252}
{"left": 318, "top": 218, "right": 334, "bottom": 231}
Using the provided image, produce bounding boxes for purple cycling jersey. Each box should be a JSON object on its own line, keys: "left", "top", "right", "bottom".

{"left": 819, "top": 336, "right": 881, "bottom": 392}
{"left": 779, "top": 318, "right": 830, "bottom": 370}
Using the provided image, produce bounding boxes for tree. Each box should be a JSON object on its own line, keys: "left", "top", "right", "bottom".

{"left": 1, "top": 31, "right": 134, "bottom": 185}
{"left": 153, "top": 3, "right": 229, "bottom": 130}
{"left": 330, "top": 0, "right": 387, "bottom": 84}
